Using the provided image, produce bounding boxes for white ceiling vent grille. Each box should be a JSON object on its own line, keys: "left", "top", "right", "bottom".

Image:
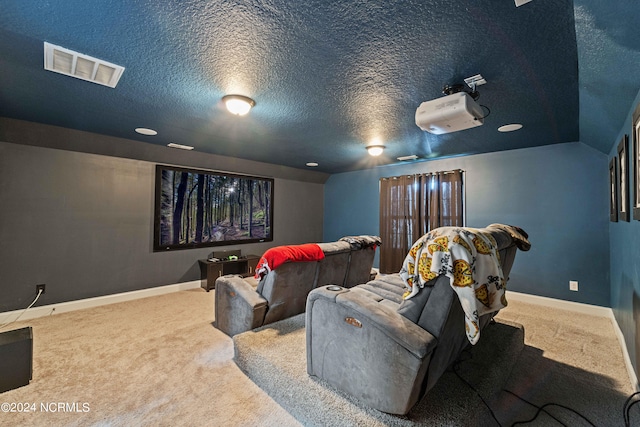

{"left": 44, "top": 42, "right": 124, "bottom": 88}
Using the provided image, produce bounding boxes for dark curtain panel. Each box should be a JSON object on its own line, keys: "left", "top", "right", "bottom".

{"left": 379, "top": 170, "right": 463, "bottom": 274}
{"left": 426, "top": 170, "right": 464, "bottom": 228}
{"left": 379, "top": 175, "right": 416, "bottom": 274}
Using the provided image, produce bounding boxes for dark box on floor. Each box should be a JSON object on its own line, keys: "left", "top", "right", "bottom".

{"left": 0, "top": 327, "right": 33, "bottom": 393}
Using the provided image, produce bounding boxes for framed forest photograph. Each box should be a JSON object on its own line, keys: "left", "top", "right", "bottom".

{"left": 610, "top": 157, "right": 618, "bottom": 222}
{"left": 617, "top": 135, "right": 629, "bottom": 222}
{"left": 633, "top": 102, "right": 640, "bottom": 220}
{"left": 153, "top": 165, "right": 274, "bottom": 251}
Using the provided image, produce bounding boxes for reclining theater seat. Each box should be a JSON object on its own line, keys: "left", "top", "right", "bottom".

{"left": 339, "top": 235, "right": 383, "bottom": 287}
{"left": 214, "top": 236, "right": 380, "bottom": 337}
{"left": 306, "top": 224, "right": 530, "bottom": 415}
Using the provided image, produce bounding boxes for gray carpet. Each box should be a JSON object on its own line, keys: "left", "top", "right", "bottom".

{"left": 0, "top": 289, "right": 300, "bottom": 427}
{"left": 234, "top": 305, "right": 637, "bottom": 427}
{"left": 3, "top": 290, "right": 630, "bottom": 426}
{"left": 233, "top": 314, "right": 526, "bottom": 426}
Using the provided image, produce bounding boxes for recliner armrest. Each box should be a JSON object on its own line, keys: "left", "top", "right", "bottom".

{"left": 306, "top": 285, "right": 438, "bottom": 415}
{"left": 214, "top": 275, "right": 268, "bottom": 337}
{"left": 307, "top": 286, "right": 437, "bottom": 359}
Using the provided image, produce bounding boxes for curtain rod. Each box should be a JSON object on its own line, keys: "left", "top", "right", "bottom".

{"left": 380, "top": 169, "right": 464, "bottom": 180}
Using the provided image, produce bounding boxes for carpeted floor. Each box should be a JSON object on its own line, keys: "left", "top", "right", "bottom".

{"left": 0, "top": 289, "right": 300, "bottom": 427}
{"left": 234, "top": 299, "right": 637, "bottom": 427}
{"left": 492, "top": 300, "right": 634, "bottom": 426}
{"left": 0, "top": 289, "right": 635, "bottom": 426}
{"left": 234, "top": 314, "right": 527, "bottom": 426}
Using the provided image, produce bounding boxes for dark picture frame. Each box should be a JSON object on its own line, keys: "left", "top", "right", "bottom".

{"left": 610, "top": 157, "right": 618, "bottom": 222}
{"left": 617, "top": 135, "right": 630, "bottom": 221}
{"left": 633, "top": 102, "right": 640, "bottom": 220}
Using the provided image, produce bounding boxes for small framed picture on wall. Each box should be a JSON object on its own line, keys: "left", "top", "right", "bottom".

{"left": 617, "top": 135, "right": 630, "bottom": 222}
{"left": 633, "top": 102, "right": 640, "bottom": 220}
{"left": 610, "top": 157, "right": 618, "bottom": 222}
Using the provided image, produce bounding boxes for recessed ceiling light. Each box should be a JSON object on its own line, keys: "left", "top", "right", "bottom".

{"left": 135, "top": 128, "right": 157, "bottom": 136}
{"left": 498, "top": 124, "right": 523, "bottom": 132}
{"left": 167, "top": 142, "right": 194, "bottom": 150}
{"left": 306, "top": 162, "right": 319, "bottom": 167}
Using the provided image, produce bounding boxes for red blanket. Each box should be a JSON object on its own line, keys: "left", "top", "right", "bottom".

{"left": 254, "top": 243, "right": 325, "bottom": 279}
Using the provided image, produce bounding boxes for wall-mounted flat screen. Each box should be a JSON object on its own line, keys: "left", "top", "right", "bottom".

{"left": 154, "top": 165, "right": 274, "bottom": 251}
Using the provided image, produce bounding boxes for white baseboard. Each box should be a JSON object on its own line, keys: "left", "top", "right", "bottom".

{"left": 0, "top": 281, "right": 202, "bottom": 324}
{"left": 508, "top": 291, "right": 639, "bottom": 391}
{"left": 610, "top": 311, "right": 640, "bottom": 392}
{"left": 507, "top": 291, "right": 612, "bottom": 317}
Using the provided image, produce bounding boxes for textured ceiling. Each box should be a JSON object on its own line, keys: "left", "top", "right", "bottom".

{"left": 0, "top": 1, "right": 638, "bottom": 174}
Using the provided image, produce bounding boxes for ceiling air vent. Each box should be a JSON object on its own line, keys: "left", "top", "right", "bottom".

{"left": 43, "top": 42, "right": 124, "bottom": 88}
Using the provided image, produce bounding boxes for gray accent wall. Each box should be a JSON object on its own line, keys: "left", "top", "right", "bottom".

{"left": 0, "top": 123, "right": 325, "bottom": 312}
{"left": 324, "top": 142, "right": 610, "bottom": 307}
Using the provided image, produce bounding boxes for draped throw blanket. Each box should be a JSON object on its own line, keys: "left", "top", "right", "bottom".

{"left": 255, "top": 244, "right": 325, "bottom": 279}
{"left": 486, "top": 223, "right": 531, "bottom": 251}
{"left": 339, "top": 235, "right": 382, "bottom": 250}
{"left": 399, "top": 227, "right": 506, "bottom": 344}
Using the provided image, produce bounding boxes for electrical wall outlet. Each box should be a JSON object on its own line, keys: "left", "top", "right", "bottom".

{"left": 36, "top": 284, "right": 46, "bottom": 295}
{"left": 569, "top": 280, "right": 578, "bottom": 291}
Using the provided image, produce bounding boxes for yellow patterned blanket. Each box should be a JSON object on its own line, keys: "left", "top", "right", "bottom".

{"left": 399, "top": 227, "right": 507, "bottom": 345}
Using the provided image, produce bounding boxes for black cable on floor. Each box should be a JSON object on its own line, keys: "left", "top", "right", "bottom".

{"left": 451, "top": 338, "right": 600, "bottom": 427}
{"left": 451, "top": 357, "right": 502, "bottom": 427}
{"left": 502, "top": 389, "right": 566, "bottom": 426}
{"left": 623, "top": 391, "right": 640, "bottom": 427}
{"left": 503, "top": 389, "right": 596, "bottom": 427}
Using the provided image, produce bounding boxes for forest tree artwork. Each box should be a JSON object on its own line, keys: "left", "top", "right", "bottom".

{"left": 154, "top": 165, "right": 273, "bottom": 250}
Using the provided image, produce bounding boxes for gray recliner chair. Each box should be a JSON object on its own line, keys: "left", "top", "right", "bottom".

{"left": 214, "top": 236, "right": 380, "bottom": 337}
{"left": 306, "top": 225, "right": 530, "bottom": 415}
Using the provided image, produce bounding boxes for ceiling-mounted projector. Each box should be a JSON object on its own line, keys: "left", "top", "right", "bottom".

{"left": 415, "top": 92, "right": 484, "bottom": 134}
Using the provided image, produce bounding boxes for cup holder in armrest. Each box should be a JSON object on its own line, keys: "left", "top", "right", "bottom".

{"left": 326, "top": 285, "right": 343, "bottom": 291}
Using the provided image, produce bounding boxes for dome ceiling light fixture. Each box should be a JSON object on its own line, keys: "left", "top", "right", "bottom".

{"left": 222, "top": 94, "right": 255, "bottom": 116}
{"left": 366, "top": 145, "right": 385, "bottom": 156}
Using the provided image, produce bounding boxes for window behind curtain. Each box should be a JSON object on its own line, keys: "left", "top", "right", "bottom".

{"left": 379, "top": 170, "right": 464, "bottom": 274}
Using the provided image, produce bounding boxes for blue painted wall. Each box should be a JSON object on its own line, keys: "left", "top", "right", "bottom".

{"left": 325, "top": 142, "right": 610, "bottom": 307}
{"left": 609, "top": 89, "right": 640, "bottom": 377}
